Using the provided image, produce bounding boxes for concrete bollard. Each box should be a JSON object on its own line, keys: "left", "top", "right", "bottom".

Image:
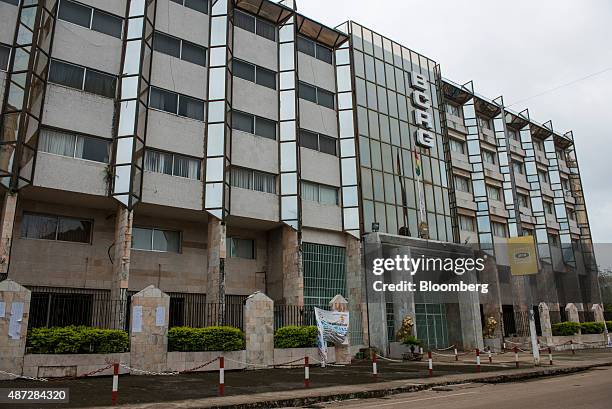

{"left": 454, "top": 347, "right": 458, "bottom": 361}
{"left": 476, "top": 348, "right": 481, "bottom": 373}
{"left": 372, "top": 353, "right": 378, "bottom": 377}
{"left": 304, "top": 356, "right": 310, "bottom": 388}
{"left": 548, "top": 347, "right": 553, "bottom": 366}
{"left": 428, "top": 351, "right": 433, "bottom": 377}
{"left": 218, "top": 357, "right": 225, "bottom": 396}
{"left": 514, "top": 347, "right": 519, "bottom": 368}
{"left": 488, "top": 349, "right": 492, "bottom": 364}
{"left": 111, "top": 363, "right": 119, "bottom": 405}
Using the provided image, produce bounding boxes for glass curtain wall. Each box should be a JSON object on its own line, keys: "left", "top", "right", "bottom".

{"left": 112, "top": 0, "right": 157, "bottom": 208}
{"left": 0, "top": 0, "right": 58, "bottom": 190}
{"left": 204, "top": 0, "right": 232, "bottom": 219}
{"left": 348, "top": 22, "right": 452, "bottom": 239}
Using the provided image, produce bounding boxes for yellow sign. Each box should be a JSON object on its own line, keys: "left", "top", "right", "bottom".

{"left": 507, "top": 236, "right": 538, "bottom": 276}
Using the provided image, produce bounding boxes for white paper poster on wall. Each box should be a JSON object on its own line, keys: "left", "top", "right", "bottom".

{"left": 0, "top": 301, "right": 5, "bottom": 318}
{"left": 155, "top": 306, "right": 165, "bottom": 327}
{"left": 132, "top": 305, "right": 143, "bottom": 333}
{"left": 8, "top": 302, "right": 24, "bottom": 340}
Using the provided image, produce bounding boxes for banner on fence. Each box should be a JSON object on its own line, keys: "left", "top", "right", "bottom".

{"left": 314, "top": 307, "right": 349, "bottom": 362}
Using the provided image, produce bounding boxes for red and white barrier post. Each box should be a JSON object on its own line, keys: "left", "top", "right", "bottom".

{"left": 428, "top": 351, "right": 433, "bottom": 377}
{"left": 219, "top": 356, "right": 225, "bottom": 396}
{"left": 514, "top": 346, "right": 519, "bottom": 368}
{"left": 372, "top": 353, "right": 378, "bottom": 377}
{"left": 570, "top": 340, "right": 575, "bottom": 355}
{"left": 475, "top": 348, "right": 481, "bottom": 373}
{"left": 111, "top": 362, "right": 119, "bottom": 405}
{"left": 454, "top": 347, "right": 458, "bottom": 361}
{"left": 304, "top": 356, "right": 310, "bottom": 388}
{"left": 548, "top": 347, "right": 553, "bottom": 366}
{"left": 488, "top": 349, "right": 492, "bottom": 364}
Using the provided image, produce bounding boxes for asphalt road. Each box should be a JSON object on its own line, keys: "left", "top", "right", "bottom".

{"left": 305, "top": 366, "right": 612, "bottom": 409}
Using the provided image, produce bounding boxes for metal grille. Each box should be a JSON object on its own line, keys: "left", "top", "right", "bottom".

{"left": 415, "top": 303, "right": 449, "bottom": 349}
{"left": 164, "top": 293, "right": 244, "bottom": 330}
{"left": 274, "top": 304, "right": 316, "bottom": 330}
{"left": 303, "top": 242, "right": 346, "bottom": 308}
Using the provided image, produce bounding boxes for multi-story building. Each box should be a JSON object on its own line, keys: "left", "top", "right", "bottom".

{"left": 0, "top": 0, "right": 600, "bottom": 350}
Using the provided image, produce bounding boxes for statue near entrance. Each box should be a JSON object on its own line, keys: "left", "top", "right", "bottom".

{"left": 396, "top": 315, "right": 415, "bottom": 341}
{"left": 483, "top": 316, "right": 498, "bottom": 339}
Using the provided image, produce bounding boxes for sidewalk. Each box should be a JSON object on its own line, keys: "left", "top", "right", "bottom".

{"left": 2, "top": 350, "right": 611, "bottom": 408}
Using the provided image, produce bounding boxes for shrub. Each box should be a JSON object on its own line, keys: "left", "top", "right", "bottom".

{"left": 551, "top": 321, "right": 581, "bottom": 336}
{"left": 580, "top": 322, "right": 605, "bottom": 334}
{"left": 168, "top": 326, "right": 245, "bottom": 352}
{"left": 274, "top": 326, "right": 318, "bottom": 348}
{"left": 401, "top": 335, "right": 423, "bottom": 347}
{"left": 27, "top": 326, "right": 128, "bottom": 354}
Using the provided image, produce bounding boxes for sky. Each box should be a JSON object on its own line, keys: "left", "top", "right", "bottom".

{"left": 297, "top": 0, "right": 612, "bottom": 268}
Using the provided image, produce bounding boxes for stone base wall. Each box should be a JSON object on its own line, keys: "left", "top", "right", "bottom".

{"left": 166, "top": 350, "right": 246, "bottom": 372}
{"left": 22, "top": 353, "right": 130, "bottom": 378}
{"left": 273, "top": 347, "right": 335, "bottom": 366}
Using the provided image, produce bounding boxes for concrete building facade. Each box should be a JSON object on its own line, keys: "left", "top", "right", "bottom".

{"left": 0, "top": 0, "right": 601, "bottom": 351}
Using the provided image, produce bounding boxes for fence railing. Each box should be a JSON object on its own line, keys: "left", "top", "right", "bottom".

{"left": 274, "top": 305, "right": 316, "bottom": 330}
{"left": 167, "top": 301, "right": 244, "bottom": 330}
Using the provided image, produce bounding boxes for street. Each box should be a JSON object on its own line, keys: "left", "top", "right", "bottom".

{"left": 306, "top": 366, "right": 612, "bottom": 409}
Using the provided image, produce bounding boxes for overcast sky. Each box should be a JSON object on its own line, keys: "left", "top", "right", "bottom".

{"left": 298, "top": 0, "right": 612, "bottom": 267}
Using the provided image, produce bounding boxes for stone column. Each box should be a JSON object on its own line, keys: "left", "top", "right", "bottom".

{"left": 345, "top": 235, "right": 367, "bottom": 346}
{"left": 0, "top": 193, "right": 18, "bottom": 277}
{"left": 330, "top": 294, "right": 351, "bottom": 364}
{"left": 244, "top": 292, "right": 274, "bottom": 368}
{"left": 0, "top": 280, "right": 30, "bottom": 380}
{"left": 592, "top": 303, "right": 605, "bottom": 323}
{"left": 111, "top": 206, "right": 133, "bottom": 330}
{"left": 565, "top": 303, "right": 580, "bottom": 323}
{"left": 281, "top": 226, "right": 303, "bottom": 305}
{"left": 206, "top": 217, "right": 226, "bottom": 310}
{"left": 129, "top": 286, "right": 170, "bottom": 375}
{"left": 539, "top": 302, "right": 553, "bottom": 346}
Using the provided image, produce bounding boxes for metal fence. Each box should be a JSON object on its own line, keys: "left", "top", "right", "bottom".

{"left": 273, "top": 305, "right": 316, "bottom": 330}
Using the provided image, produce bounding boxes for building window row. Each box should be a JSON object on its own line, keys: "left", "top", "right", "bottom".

{"left": 58, "top": 0, "right": 123, "bottom": 39}
{"left": 0, "top": 0, "right": 19, "bottom": 6}
{"left": 233, "top": 10, "right": 276, "bottom": 42}
{"left": 512, "top": 160, "right": 525, "bottom": 175}
{"left": 299, "top": 129, "right": 337, "bottom": 156}
{"left": 508, "top": 128, "right": 520, "bottom": 142}
{"left": 459, "top": 215, "right": 475, "bottom": 232}
{"left": 481, "top": 149, "right": 496, "bottom": 165}
{"left": 301, "top": 181, "right": 339, "bottom": 205}
{"left": 49, "top": 59, "right": 116, "bottom": 99}
{"left": 170, "top": 0, "right": 209, "bottom": 14}
{"left": 231, "top": 110, "right": 276, "bottom": 140}
{"left": 232, "top": 59, "right": 276, "bottom": 90}
{"left": 445, "top": 103, "right": 461, "bottom": 117}
{"left": 21, "top": 212, "right": 92, "bottom": 244}
{"left": 477, "top": 116, "right": 491, "bottom": 130}
{"left": 492, "top": 221, "right": 508, "bottom": 237}
{"left": 453, "top": 175, "right": 471, "bottom": 193}
{"left": 538, "top": 169, "right": 549, "bottom": 184}
{"left": 518, "top": 193, "right": 530, "bottom": 208}
{"left": 149, "top": 86, "right": 205, "bottom": 121}
{"left": 298, "top": 81, "right": 334, "bottom": 109}
{"left": 132, "top": 227, "right": 181, "bottom": 253}
{"left": 0, "top": 43, "right": 9, "bottom": 71}
{"left": 227, "top": 237, "right": 255, "bottom": 259}
{"left": 544, "top": 201, "right": 554, "bottom": 216}
{"left": 486, "top": 184, "right": 502, "bottom": 201}
{"left": 39, "top": 128, "right": 110, "bottom": 163}
{"left": 297, "top": 36, "right": 333, "bottom": 64}
{"left": 449, "top": 138, "right": 465, "bottom": 154}
{"left": 230, "top": 166, "right": 276, "bottom": 194}
{"left": 144, "top": 149, "right": 201, "bottom": 180}
{"left": 153, "top": 31, "right": 207, "bottom": 67}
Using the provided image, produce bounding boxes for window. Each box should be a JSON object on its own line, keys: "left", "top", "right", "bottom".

{"left": 449, "top": 138, "right": 465, "bottom": 154}
{"left": 445, "top": 103, "right": 461, "bottom": 117}
{"left": 144, "top": 149, "right": 201, "bottom": 180}
{"left": 170, "top": 0, "right": 209, "bottom": 14}
{"left": 533, "top": 139, "right": 544, "bottom": 152}
{"left": 459, "top": 215, "right": 475, "bottom": 232}
{"left": 0, "top": 44, "right": 9, "bottom": 71}
{"left": 522, "top": 228, "right": 533, "bottom": 237}
{"left": 556, "top": 149, "right": 565, "bottom": 161}
{"left": 492, "top": 222, "right": 508, "bottom": 237}
{"left": 486, "top": 185, "right": 501, "bottom": 201}
{"left": 298, "top": 81, "right": 335, "bottom": 109}
{"left": 512, "top": 161, "right": 525, "bottom": 175}
{"left": 21, "top": 213, "right": 92, "bottom": 243}
{"left": 230, "top": 167, "right": 276, "bottom": 194}
{"left": 149, "top": 87, "right": 205, "bottom": 121}
{"left": 548, "top": 234, "right": 559, "bottom": 246}
{"left": 561, "top": 178, "right": 570, "bottom": 191}
{"left": 153, "top": 31, "right": 207, "bottom": 66}
{"left": 301, "top": 181, "right": 339, "bottom": 205}
{"left": 518, "top": 193, "right": 530, "bottom": 208}
{"left": 49, "top": 59, "right": 116, "bottom": 98}
{"left": 482, "top": 149, "right": 496, "bottom": 165}
{"left": 233, "top": 10, "right": 276, "bottom": 41}
{"left": 132, "top": 227, "right": 180, "bottom": 252}
{"left": 453, "top": 175, "right": 471, "bottom": 193}
{"left": 297, "top": 36, "right": 333, "bottom": 64}
{"left": 39, "top": 128, "right": 110, "bottom": 163}
{"left": 538, "top": 169, "right": 549, "bottom": 184}
{"left": 228, "top": 237, "right": 255, "bottom": 259}
{"left": 477, "top": 116, "right": 491, "bottom": 130}
{"left": 58, "top": 0, "right": 123, "bottom": 39}
{"left": 0, "top": 0, "right": 19, "bottom": 5}
{"left": 232, "top": 59, "right": 276, "bottom": 89}
{"left": 567, "top": 208, "right": 576, "bottom": 221}
{"left": 544, "top": 201, "right": 554, "bottom": 216}
{"left": 299, "top": 129, "right": 337, "bottom": 156}
{"left": 231, "top": 111, "right": 276, "bottom": 140}
{"left": 508, "top": 129, "right": 519, "bottom": 141}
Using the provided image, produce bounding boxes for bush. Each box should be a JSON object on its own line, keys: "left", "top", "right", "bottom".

{"left": 401, "top": 335, "right": 423, "bottom": 347}
{"left": 274, "top": 326, "right": 318, "bottom": 348}
{"left": 27, "top": 326, "right": 128, "bottom": 354}
{"left": 580, "top": 322, "right": 605, "bottom": 334}
{"left": 168, "top": 326, "right": 245, "bottom": 352}
{"left": 551, "top": 322, "right": 581, "bottom": 336}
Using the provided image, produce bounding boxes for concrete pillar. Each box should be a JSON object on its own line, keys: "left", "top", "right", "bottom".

{"left": 0, "top": 280, "right": 31, "bottom": 380}
{"left": 388, "top": 247, "right": 415, "bottom": 342}
{"left": 206, "top": 218, "right": 226, "bottom": 306}
{"left": 565, "top": 303, "right": 580, "bottom": 323}
{"left": 111, "top": 206, "right": 133, "bottom": 330}
{"left": 329, "top": 294, "right": 351, "bottom": 364}
{"left": 244, "top": 292, "right": 274, "bottom": 368}
{"left": 345, "top": 235, "right": 367, "bottom": 346}
{"left": 129, "top": 285, "right": 170, "bottom": 375}
{"left": 458, "top": 283, "right": 484, "bottom": 351}
{"left": 479, "top": 252, "right": 504, "bottom": 340}
{"left": 281, "top": 226, "right": 303, "bottom": 305}
{"left": 0, "top": 193, "right": 18, "bottom": 277}
{"left": 592, "top": 303, "right": 605, "bottom": 323}
{"left": 539, "top": 302, "right": 553, "bottom": 346}
{"left": 363, "top": 233, "right": 388, "bottom": 354}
